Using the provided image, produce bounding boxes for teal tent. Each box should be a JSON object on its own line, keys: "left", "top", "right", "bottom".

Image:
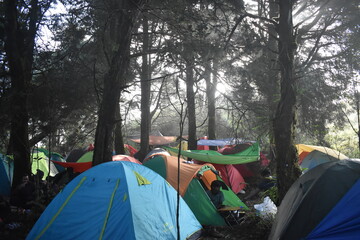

{"left": 0, "top": 154, "right": 14, "bottom": 196}
{"left": 27, "top": 161, "right": 202, "bottom": 240}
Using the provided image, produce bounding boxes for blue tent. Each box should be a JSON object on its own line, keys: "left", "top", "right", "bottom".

{"left": 0, "top": 154, "right": 14, "bottom": 196}
{"left": 307, "top": 178, "right": 360, "bottom": 239}
{"left": 27, "top": 161, "right": 202, "bottom": 240}
{"left": 269, "top": 159, "right": 360, "bottom": 240}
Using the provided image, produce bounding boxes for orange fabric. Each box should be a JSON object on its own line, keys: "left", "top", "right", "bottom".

{"left": 201, "top": 169, "right": 218, "bottom": 190}
{"left": 162, "top": 156, "right": 214, "bottom": 196}
{"left": 131, "top": 136, "right": 177, "bottom": 146}
{"left": 298, "top": 151, "right": 310, "bottom": 164}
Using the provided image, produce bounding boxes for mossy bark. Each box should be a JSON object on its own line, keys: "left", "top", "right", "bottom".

{"left": 273, "top": 0, "right": 301, "bottom": 203}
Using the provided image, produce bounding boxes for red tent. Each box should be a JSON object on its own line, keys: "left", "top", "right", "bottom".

{"left": 212, "top": 163, "right": 246, "bottom": 194}
{"left": 53, "top": 154, "right": 142, "bottom": 173}
{"left": 112, "top": 154, "right": 142, "bottom": 164}
{"left": 124, "top": 144, "right": 138, "bottom": 157}
{"left": 197, "top": 136, "right": 210, "bottom": 150}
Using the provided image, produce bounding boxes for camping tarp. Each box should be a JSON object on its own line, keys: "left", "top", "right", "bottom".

{"left": 51, "top": 161, "right": 92, "bottom": 173}
{"left": 27, "top": 161, "right": 202, "bottom": 240}
{"left": 165, "top": 142, "right": 260, "bottom": 165}
{"left": 143, "top": 155, "right": 248, "bottom": 226}
{"left": 269, "top": 159, "right": 360, "bottom": 240}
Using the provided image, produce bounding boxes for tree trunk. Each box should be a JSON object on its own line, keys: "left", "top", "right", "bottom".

{"left": 4, "top": 0, "right": 39, "bottom": 187}
{"left": 267, "top": 0, "right": 280, "bottom": 172}
{"left": 114, "top": 104, "right": 125, "bottom": 154}
{"left": 185, "top": 47, "right": 197, "bottom": 150}
{"left": 273, "top": 0, "right": 301, "bottom": 203}
{"left": 93, "top": 0, "right": 147, "bottom": 166}
{"left": 205, "top": 56, "right": 216, "bottom": 150}
{"left": 208, "top": 58, "right": 218, "bottom": 141}
{"left": 137, "top": 13, "right": 151, "bottom": 161}
{"left": 355, "top": 85, "right": 360, "bottom": 154}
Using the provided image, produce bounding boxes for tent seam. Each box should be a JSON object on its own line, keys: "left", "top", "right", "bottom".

{"left": 99, "top": 178, "right": 120, "bottom": 240}
{"left": 35, "top": 176, "right": 87, "bottom": 240}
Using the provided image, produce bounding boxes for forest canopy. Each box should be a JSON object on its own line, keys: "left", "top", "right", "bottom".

{"left": 0, "top": 0, "right": 359, "bottom": 195}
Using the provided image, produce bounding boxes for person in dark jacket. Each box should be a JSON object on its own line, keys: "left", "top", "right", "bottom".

{"left": 10, "top": 175, "right": 35, "bottom": 209}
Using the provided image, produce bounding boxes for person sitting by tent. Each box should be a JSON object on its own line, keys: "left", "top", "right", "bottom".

{"left": 258, "top": 168, "right": 276, "bottom": 191}
{"left": 10, "top": 175, "right": 35, "bottom": 210}
{"left": 206, "top": 180, "right": 225, "bottom": 209}
{"left": 34, "top": 170, "right": 47, "bottom": 197}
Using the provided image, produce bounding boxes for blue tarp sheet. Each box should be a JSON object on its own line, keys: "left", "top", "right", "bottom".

{"left": 197, "top": 138, "right": 255, "bottom": 146}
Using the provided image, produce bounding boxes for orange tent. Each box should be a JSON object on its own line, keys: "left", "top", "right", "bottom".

{"left": 144, "top": 155, "right": 214, "bottom": 196}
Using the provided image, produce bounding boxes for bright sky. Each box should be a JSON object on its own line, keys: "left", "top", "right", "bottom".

{"left": 38, "top": 2, "right": 67, "bottom": 50}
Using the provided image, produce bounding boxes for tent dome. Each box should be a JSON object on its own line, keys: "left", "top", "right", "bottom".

{"left": 269, "top": 159, "right": 360, "bottom": 240}
{"left": 27, "top": 161, "right": 201, "bottom": 240}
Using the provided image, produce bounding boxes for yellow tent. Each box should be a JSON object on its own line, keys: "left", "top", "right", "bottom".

{"left": 296, "top": 144, "right": 348, "bottom": 171}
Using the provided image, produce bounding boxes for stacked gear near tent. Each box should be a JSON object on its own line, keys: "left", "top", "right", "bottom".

{"left": 143, "top": 155, "right": 249, "bottom": 226}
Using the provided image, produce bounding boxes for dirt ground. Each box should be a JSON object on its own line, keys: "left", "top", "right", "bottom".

{"left": 0, "top": 198, "right": 272, "bottom": 240}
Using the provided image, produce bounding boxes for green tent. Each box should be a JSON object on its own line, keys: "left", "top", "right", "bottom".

{"left": 143, "top": 155, "right": 248, "bottom": 226}
{"left": 31, "top": 151, "right": 59, "bottom": 179}
{"left": 76, "top": 151, "right": 93, "bottom": 163}
{"left": 35, "top": 148, "right": 65, "bottom": 172}
{"left": 165, "top": 142, "right": 260, "bottom": 164}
